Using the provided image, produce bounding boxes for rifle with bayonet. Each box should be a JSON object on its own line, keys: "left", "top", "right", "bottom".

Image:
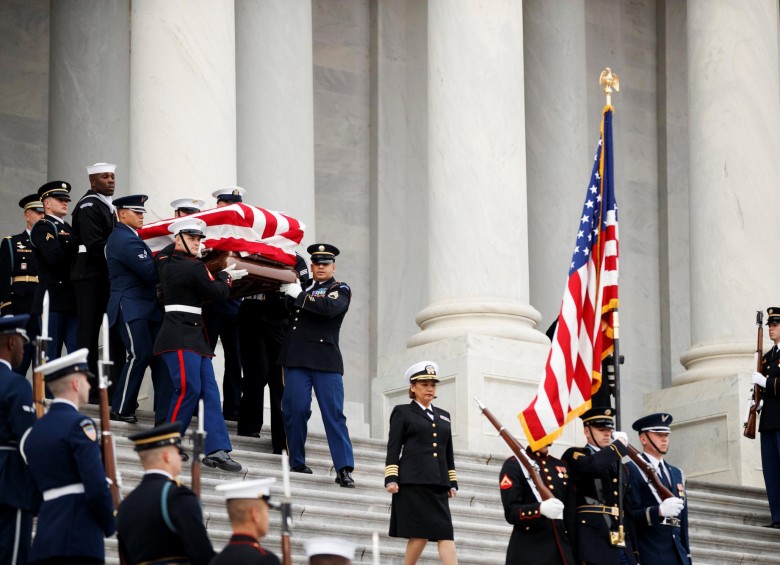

{"left": 280, "top": 450, "right": 293, "bottom": 565}
{"left": 97, "top": 314, "right": 122, "bottom": 510}
{"left": 744, "top": 310, "right": 763, "bottom": 439}
{"left": 192, "top": 399, "right": 205, "bottom": 498}
{"left": 32, "top": 291, "right": 50, "bottom": 418}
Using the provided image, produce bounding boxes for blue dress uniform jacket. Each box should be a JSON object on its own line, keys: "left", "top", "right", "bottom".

{"left": 384, "top": 402, "right": 458, "bottom": 489}
{"left": 627, "top": 457, "right": 691, "bottom": 565}
{"left": 277, "top": 278, "right": 351, "bottom": 373}
{"left": 561, "top": 442, "right": 637, "bottom": 565}
{"left": 22, "top": 400, "right": 115, "bottom": 562}
{"left": 0, "top": 231, "right": 39, "bottom": 316}
{"left": 209, "top": 533, "right": 280, "bottom": 565}
{"left": 0, "top": 360, "right": 36, "bottom": 509}
{"left": 499, "top": 453, "right": 576, "bottom": 565}
{"left": 30, "top": 215, "right": 77, "bottom": 315}
{"left": 117, "top": 472, "right": 215, "bottom": 565}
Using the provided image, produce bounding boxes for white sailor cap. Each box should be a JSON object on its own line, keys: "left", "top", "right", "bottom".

{"left": 404, "top": 361, "right": 440, "bottom": 384}
{"left": 212, "top": 186, "right": 246, "bottom": 202}
{"left": 35, "top": 347, "right": 91, "bottom": 382}
{"left": 215, "top": 478, "right": 276, "bottom": 500}
{"left": 304, "top": 537, "right": 356, "bottom": 560}
{"left": 86, "top": 162, "right": 116, "bottom": 175}
{"left": 170, "top": 198, "right": 206, "bottom": 213}
{"left": 169, "top": 217, "right": 207, "bottom": 237}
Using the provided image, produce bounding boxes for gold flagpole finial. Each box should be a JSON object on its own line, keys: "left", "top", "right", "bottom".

{"left": 599, "top": 67, "right": 620, "bottom": 106}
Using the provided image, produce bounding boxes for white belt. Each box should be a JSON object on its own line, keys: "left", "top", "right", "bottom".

{"left": 43, "top": 483, "right": 85, "bottom": 501}
{"left": 78, "top": 245, "right": 87, "bottom": 253}
{"left": 0, "top": 446, "right": 17, "bottom": 451}
{"left": 165, "top": 305, "right": 201, "bottom": 315}
{"left": 244, "top": 294, "right": 266, "bottom": 301}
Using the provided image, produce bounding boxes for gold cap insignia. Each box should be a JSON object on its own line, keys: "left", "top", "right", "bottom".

{"left": 425, "top": 365, "right": 436, "bottom": 375}
{"left": 318, "top": 245, "right": 325, "bottom": 251}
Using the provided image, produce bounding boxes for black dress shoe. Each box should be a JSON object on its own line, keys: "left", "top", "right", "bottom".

{"left": 335, "top": 467, "right": 355, "bottom": 488}
{"left": 763, "top": 522, "right": 780, "bottom": 528}
{"left": 237, "top": 431, "right": 261, "bottom": 438}
{"left": 291, "top": 465, "right": 313, "bottom": 474}
{"left": 180, "top": 451, "right": 190, "bottom": 462}
{"left": 110, "top": 410, "right": 138, "bottom": 424}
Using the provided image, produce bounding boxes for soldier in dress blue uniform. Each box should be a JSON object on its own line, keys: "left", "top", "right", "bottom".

{"left": 153, "top": 217, "right": 246, "bottom": 472}
{"left": 210, "top": 478, "right": 281, "bottom": 564}
{"left": 626, "top": 413, "right": 691, "bottom": 564}
{"left": 561, "top": 407, "right": 638, "bottom": 565}
{"left": 751, "top": 306, "right": 780, "bottom": 528}
{"left": 384, "top": 361, "right": 458, "bottom": 565}
{"left": 117, "top": 422, "right": 216, "bottom": 565}
{"left": 20, "top": 348, "right": 116, "bottom": 564}
{"left": 30, "top": 181, "right": 78, "bottom": 360}
{"left": 0, "top": 315, "right": 37, "bottom": 564}
{"left": 304, "top": 538, "right": 356, "bottom": 565}
{"left": 278, "top": 243, "right": 355, "bottom": 486}
{"left": 499, "top": 443, "right": 576, "bottom": 565}
{"left": 107, "top": 195, "right": 170, "bottom": 425}
{"left": 0, "top": 195, "right": 44, "bottom": 374}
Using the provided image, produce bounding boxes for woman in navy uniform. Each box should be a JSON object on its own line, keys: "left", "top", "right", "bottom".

{"left": 117, "top": 422, "right": 216, "bottom": 565}
{"left": 626, "top": 413, "right": 691, "bottom": 565}
{"left": 499, "top": 444, "right": 577, "bottom": 564}
{"left": 0, "top": 315, "right": 37, "bottom": 564}
{"left": 20, "top": 348, "right": 115, "bottom": 564}
{"left": 384, "top": 361, "right": 458, "bottom": 565}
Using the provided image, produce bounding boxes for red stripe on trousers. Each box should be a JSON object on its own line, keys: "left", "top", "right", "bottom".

{"left": 171, "top": 350, "right": 187, "bottom": 422}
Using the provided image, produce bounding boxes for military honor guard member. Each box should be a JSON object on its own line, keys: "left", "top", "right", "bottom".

{"left": 154, "top": 217, "right": 246, "bottom": 472}
{"left": 626, "top": 413, "right": 691, "bottom": 565}
{"left": 107, "top": 195, "right": 171, "bottom": 425}
{"left": 20, "top": 348, "right": 116, "bottom": 564}
{"left": 171, "top": 197, "right": 206, "bottom": 217}
{"left": 384, "top": 361, "right": 458, "bottom": 565}
{"left": 210, "top": 478, "right": 281, "bottom": 565}
{"left": 0, "top": 195, "right": 44, "bottom": 373}
{"left": 30, "top": 181, "right": 78, "bottom": 360}
{"left": 304, "top": 538, "right": 356, "bottom": 565}
{"left": 117, "top": 422, "right": 216, "bottom": 565}
{"left": 71, "top": 162, "right": 121, "bottom": 384}
{"left": 561, "top": 407, "right": 637, "bottom": 565}
{"left": 499, "top": 443, "right": 576, "bottom": 565}
{"left": 278, "top": 243, "right": 355, "bottom": 485}
{"left": 0, "top": 315, "right": 37, "bottom": 564}
{"left": 213, "top": 185, "right": 247, "bottom": 206}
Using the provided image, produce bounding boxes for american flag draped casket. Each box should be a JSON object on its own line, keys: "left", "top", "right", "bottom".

{"left": 137, "top": 203, "right": 305, "bottom": 298}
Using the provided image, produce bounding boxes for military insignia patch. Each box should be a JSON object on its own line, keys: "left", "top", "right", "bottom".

{"left": 45, "top": 233, "right": 54, "bottom": 241}
{"left": 80, "top": 419, "right": 98, "bottom": 441}
{"left": 138, "top": 250, "right": 148, "bottom": 259}
{"left": 439, "top": 415, "right": 450, "bottom": 422}
{"left": 500, "top": 474, "right": 513, "bottom": 489}
{"left": 328, "top": 291, "right": 339, "bottom": 299}
{"left": 572, "top": 451, "right": 585, "bottom": 460}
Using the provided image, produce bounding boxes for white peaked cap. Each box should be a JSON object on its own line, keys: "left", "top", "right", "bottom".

{"left": 404, "top": 360, "right": 440, "bottom": 384}
{"left": 86, "top": 163, "right": 116, "bottom": 175}
{"left": 170, "top": 198, "right": 206, "bottom": 211}
{"left": 168, "top": 217, "right": 207, "bottom": 236}
{"left": 34, "top": 347, "right": 90, "bottom": 381}
{"left": 304, "top": 537, "right": 356, "bottom": 559}
{"left": 212, "top": 186, "right": 247, "bottom": 198}
{"left": 215, "top": 478, "right": 276, "bottom": 500}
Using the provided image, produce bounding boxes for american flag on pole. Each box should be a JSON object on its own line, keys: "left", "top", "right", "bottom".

{"left": 520, "top": 106, "right": 619, "bottom": 451}
{"left": 137, "top": 203, "right": 305, "bottom": 266}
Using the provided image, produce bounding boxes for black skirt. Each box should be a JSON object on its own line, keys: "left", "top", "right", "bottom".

{"left": 389, "top": 484, "right": 454, "bottom": 541}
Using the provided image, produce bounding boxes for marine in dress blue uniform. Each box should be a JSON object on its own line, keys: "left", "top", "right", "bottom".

{"left": 117, "top": 422, "right": 216, "bottom": 565}
{"left": 752, "top": 306, "right": 780, "bottom": 528}
{"left": 153, "top": 217, "right": 243, "bottom": 472}
{"left": 30, "top": 181, "right": 78, "bottom": 360}
{"left": 210, "top": 478, "right": 281, "bottom": 565}
{"left": 0, "top": 195, "right": 44, "bottom": 374}
{"left": 499, "top": 445, "right": 576, "bottom": 565}
{"left": 561, "top": 407, "right": 637, "bottom": 565}
{"left": 626, "top": 413, "right": 691, "bottom": 565}
{"left": 20, "top": 348, "right": 115, "bottom": 564}
{"left": 278, "top": 243, "right": 354, "bottom": 485}
{"left": 107, "top": 195, "right": 170, "bottom": 425}
{"left": 0, "top": 315, "right": 37, "bottom": 564}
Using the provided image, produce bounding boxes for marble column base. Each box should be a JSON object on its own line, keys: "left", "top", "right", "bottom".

{"left": 408, "top": 299, "right": 549, "bottom": 348}
{"left": 676, "top": 339, "right": 754, "bottom": 385}
{"left": 644, "top": 372, "right": 762, "bottom": 487}
{"left": 373, "top": 334, "right": 583, "bottom": 454}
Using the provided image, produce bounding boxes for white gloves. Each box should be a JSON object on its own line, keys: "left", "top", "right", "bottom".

{"left": 752, "top": 372, "right": 767, "bottom": 389}
{"left": 222, "top": 264, "right": 249, "bottom": 281}
{"left": 612, "top": 431, "right": 628, "bottom": 446}
{"left": 658, "top": 496, "right": 685, "bottom": 517}
{"left": 540, "top": 498, "right": 565, "bottom": 520}
{"left": 280, "top": 282, "right": 303, "bottom": 298}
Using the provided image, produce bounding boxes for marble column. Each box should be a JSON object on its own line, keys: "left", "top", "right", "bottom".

{"left": 129, "top": 0, "right": 236, "bottom": 221}
{"left": 235, "top": 0, "right": 315, "bottom": 244}
{"left": 48, "top": 0, "right": 130, "bottom": 188}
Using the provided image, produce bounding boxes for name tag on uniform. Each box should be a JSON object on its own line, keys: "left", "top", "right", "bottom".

{"left": 440, "top": 415, "right": 450, "bottom": 423}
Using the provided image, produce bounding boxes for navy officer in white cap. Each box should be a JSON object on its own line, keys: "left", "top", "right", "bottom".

{"left": 171, "top": 197, "right": 206, "bottom": 217}
{"left": 304, "top": 537, "right": 356, "bottom": 565}
{"left": 211, "top": 478, "right": 280, "bottom": 564}
{"left": 626, "top": 413, "right": 690, "bottom": 565}
{"left": 20, "top": 348, "right": 115, "bottom": 564}
{"left": 212, "top": 186, "right": 247, "bottom": 207}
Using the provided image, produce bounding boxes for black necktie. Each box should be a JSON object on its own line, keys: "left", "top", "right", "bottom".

{"left": 425, "top": 408, "right": 434, "bottom": 420}
{"left": 659, "top": 462, "right": 671, "bottom": 488}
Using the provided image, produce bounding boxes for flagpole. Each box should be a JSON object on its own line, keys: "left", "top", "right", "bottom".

{"left": 612, "top": 311, "right": 622, "bottom": 429}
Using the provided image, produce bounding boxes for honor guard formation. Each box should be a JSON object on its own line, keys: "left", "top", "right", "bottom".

{"left": 0, "top": 168, "right": 773, "bottom": 564}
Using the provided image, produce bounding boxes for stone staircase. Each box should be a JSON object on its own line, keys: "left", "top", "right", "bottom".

{"left": 79, "top": 407, "right": 780, "bottom": 564}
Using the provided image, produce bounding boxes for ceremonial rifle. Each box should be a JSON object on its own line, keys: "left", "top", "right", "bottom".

{"left": 473, "top": 397, "right": 555, "bottom": 501}
{"left": 744, "top": 310, "right": 763, "bottom": 439}
{"left": 97, "top": 314, "right": 122, "bottom": 509}
{"left": 32, "top": 291, "right": 50, "bottom": 418}
{"left": 192, "top": 399, "right": 205, "bottom": 498}
{"left": 280, "top": 450, "right": 293, "bottom": 565}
